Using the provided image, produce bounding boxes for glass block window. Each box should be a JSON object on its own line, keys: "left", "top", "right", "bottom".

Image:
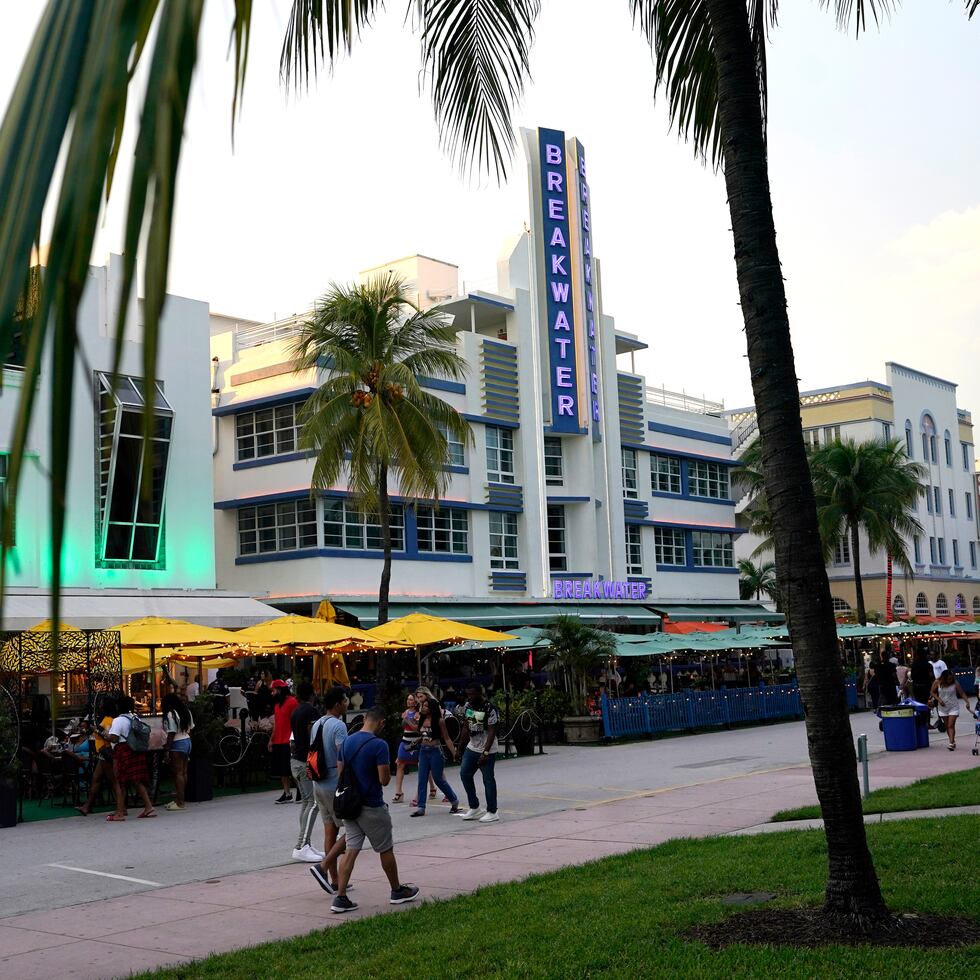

{"left": 625, "top": 524, "right": 643, "bottom": 576}
{"left": 621, "top": 447, "right": 638, "bottom": 500}
{"left": 936, "top": 593, "right": 949, "bottom": 616}
{"left": 235, "top": 402, "right": 301, "bottom": 461}
{"left": 96, "top": 373, "right": 173, "bottom": 565}
{"left": 915, "top": 593, "right": 930, "bottom": 616}
{"left": 238, "top": 498, "right": 317, "bottom": 555}
{"left": 489, "top": 511, "right": 519, "bottom": 569}
{"left": 544, "top": 437, "right": 563, "bottom": 485}
{"left": 651, "top": 454, "right": 681, "bottom": 495}
{"left": 436, "top": 422, "right": 465, "bottom": 467}
{"left": 323, "top": 499, "right": 404, "bottom": 551}
{"left": 892, "top": 594, "right": 906, "bottom": 616}
{"left": 688, "top": 461, "right": 729, "bottom": 500}
{"left": 546, "top": 504, "right": 567, "bottom": 572}
{"left": 416, "top": 506, "right": 468, "bottom": 554}
{"left": 486, "top": 426, "right": 515, "bottom": 484}
{"left": 654, "top": 527, "right": 686, "bottom": 566}
{"left": 691, "top": 531, "right": 734, "bottom": 567}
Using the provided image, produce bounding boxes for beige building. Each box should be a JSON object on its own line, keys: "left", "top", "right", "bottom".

{"left": 728, "top": 363, "right": 980, "bottom": 621}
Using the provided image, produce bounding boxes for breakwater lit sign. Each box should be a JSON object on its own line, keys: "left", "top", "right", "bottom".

{"left": 572, "top": 139, "right": 601, "bottom": 433}
{"left": 538, "top": 127, "right": 579, "bottom": 433}
{"left": 552, "top": 579, "right": 648, "bottom": 600}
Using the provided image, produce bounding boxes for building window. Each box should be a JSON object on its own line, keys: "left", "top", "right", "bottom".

{"left": 949, "top": 489, "right": 955, "bottom": 517}
{"left": 882, "top": 422, "right": 891, "bottom": 442}
{"left": 922, "top": 414, "right": 937, "bottom": 464}
{"left": 238, "top": 499, "right": 317, "bottom": 555}
{"left": 436, "top": 422, "right": 465, "bottom": 467}
{"left": 621, "top": 448, "right": 638, "bottom": 500}
{"left": 323, "top": 499, "right": 404, "bottom": 551}
{"left": 654, "top": 527, "right": 686, "bottom": 566}
{"left": 913, "top": 536, "right": 921, "bottom": 564}
{"left": 823, "top": 425, "right": 841, "bottom": 444}
{"left": 965, "top": 492, "right": 973, "bottom": 521}
{"left": 953, "top": 539, "right": 960, "bottom": 567}
{"left": 904, "top": 421, "right": 913, "bottom": 458}
{"left": 688, "top": 460, "right": 729, "bottom": 500}
{"left": 96, "top": 373, "right": 173, "bottom": 565}
{"left": 971, "top": 541, "right": 978, "bottom": 569}
{"left": 963, "top": 442, "right": 970, "bottom": 470}
{"left": 235, "top": 402, "right": 301, "bottom": 461}
{"left": 651, "top": 454, "right": 681, "bottom": 495}
{"left": 803, "top": 428, "right": 821, "bottom": 450}
{"left": 486, "top": 426, "right": 515, "bottom": 484}
{"left": 973, "top": 596, "right": 980, "bottom": 616}
{"left": 489, "top": 511, "right": 519, "bottom": 569}
{"left": 938, "top": 538, "right": 947, "bottom": 565}
{"left": 929, "top": 537, "right": 936, "bottom": 564}
{"left": 831, "top": 597, "right": 851, "bottom": 614}
{"left": 925, "top": 485, "right": 933, "bottom": 514}
{"left": 833, "top": 536, "right": 851, "bottom": 565}
{"left": 892, "top": 594, "right": 906, "bottom": 616}
{"left": 546, "top": 505, "right": 567, "bottom": 572}
{"left": 0, "top": 454, "right": 12, "bottom": 545}
{"left": 936, "top": 593, "right": 949, "bottom": 616}
{"left": 915, "top": 592, "right": 930, "bottom": 616}
{"left": 944, "top": 432, "right": 952, "bottom": 467}
{"left": 416, "top": 506, "right": 468, "bottom": 554}
{"left": 543, "top": 437, "right": 563, "bottom": 485}
{"left": 691, "top": 531, "right": 734, "bottom": 568}
{"left": 625, "top": 524, "right": 643, "bottom": 576}
{"left": 954, "top": 593, "right": 966, "bottom": 616}
{"left": 934, "top": 486, "right": 941, "bottom": 514}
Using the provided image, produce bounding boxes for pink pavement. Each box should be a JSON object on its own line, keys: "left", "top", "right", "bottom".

{"left": 1, "top": 746, "right": 976, "bottom": 979}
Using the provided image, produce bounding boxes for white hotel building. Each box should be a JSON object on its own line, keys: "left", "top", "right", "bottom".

{"left": 209, "top": 127, "right": 775, "bottom": 628}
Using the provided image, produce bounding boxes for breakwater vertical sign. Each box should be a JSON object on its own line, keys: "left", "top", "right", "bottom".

{"left": 537, "top": 128, "right": 579, "bottom": 433}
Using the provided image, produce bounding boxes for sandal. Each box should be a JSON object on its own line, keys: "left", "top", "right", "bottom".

{"left": 410, "top": 798, "right": 418, "bottom": 807}
{"left": 138, "top": 809, "right": 157, "bottom": 818}
{"left": 391, "top": 793, "right": 404, "bottom": 803}
{"left": 106, "top": 813, "right": 126, "bottom": 822}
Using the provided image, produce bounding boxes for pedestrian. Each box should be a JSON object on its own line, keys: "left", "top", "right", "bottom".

{"left": 909, "top": 648, "right": 933, "bottom": 705}
{"left": 252, "top": 670, "right": 275, "bottom": 720}
{"left": 894, "top": 657, "right": 910, "bottom": 699}
{"left": 391, "top": 693, "right": 436, "bottom": 804}
{"left": 106, "top": 696, "right": 155, "bottom": 821}
{"left": 75, "top": 697, "right": 118, "bottom": 816}
{"left": 456, "top": 682, "right": 500, "bottom": 823}
{"left": 309, "top": 687, "right": 348, "bottom": 894}
{"left": 270, "top": 679, "right": 298, "bottom": 803}
{"left": 184, "top": 674, "right": 200, "bottom": 701}
{"left": 329, "top": 706, "right": 419, "bottom": 913}
{"left": 409, "top": 688, "right": 460, "bottom": 818}
{"left": 875, "top": 655, "right": 899, "bottom": 707}
{"left": 208, "top": 669, "right": 230, "bottom": 717}
{"left": 930, "top": 669, "right": 972, "bottom": 751}
{"left": 930, "top": 650, "right": 949, "bottom": 679}
{"left": 161, "top": 693, "right": 194, "bottom": 812}
{"left": 290, "top": 681, "right": 323, "bottom": 861}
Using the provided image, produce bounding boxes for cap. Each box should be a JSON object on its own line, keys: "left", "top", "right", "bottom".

{"left": 271, "top": 679, "right": 287, "bottom": 689}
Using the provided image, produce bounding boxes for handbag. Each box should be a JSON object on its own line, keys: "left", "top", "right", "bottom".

{"left": 934, "top": 715, "right": 947, "bottom": 733}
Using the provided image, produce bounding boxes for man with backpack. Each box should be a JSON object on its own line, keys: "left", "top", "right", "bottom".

{"left": 105, "top": 696, "right": 155, "bottom": 821}
{"left": 329, "top": 705, "right": 419, "bottom": 913}
{"left": 308, "top": 687, "right": 349, "bottom": 892}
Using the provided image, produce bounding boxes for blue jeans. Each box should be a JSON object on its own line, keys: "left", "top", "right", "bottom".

{"left": 416, "top": 745, "right": 457, "bottom": 812}
{"left": 459, "top": 749, "right": 497, "bottom": 813}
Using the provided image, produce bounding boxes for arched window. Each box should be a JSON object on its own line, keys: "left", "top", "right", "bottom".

{"left": 936, "top": 593, "right": 949, "bottom": 616}
{"left": 892, "top": 594, "right": 907, "bottom": 617}
{"left": 954, "top": 593, "right": 966, "bottom": 616}
{"left": 974, "top": 596, "right": 980, "bottom": 617}
{"left": 921, "top": 414, "right": 936, "bottom": 463}
{"left": 904, "top": 420, "right": 913, "bottom": 458}
{"left": 831, "top": 597, "right": 852, "bottom": 614}
{"left": 915, "top": 593, "right": 930, "bottom": 616}
{"left": 944, "top": 431, "right": 953, "bottom": 467}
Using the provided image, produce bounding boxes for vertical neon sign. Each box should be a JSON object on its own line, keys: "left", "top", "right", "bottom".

{"left": 538, "top": 128, "right": 578, "bottom": 432}
{"left": 573, "top": 140, "right": 601, "bottom": 435}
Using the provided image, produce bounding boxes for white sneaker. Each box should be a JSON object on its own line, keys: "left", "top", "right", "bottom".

{"left": 292, "top": 844, "right": 324, "bottom": 862}
{"left": 479, "top": 812, "right": 500, "bottom": 823}
{"left": 460, "top": 807, "right": 483, "bottom": 821}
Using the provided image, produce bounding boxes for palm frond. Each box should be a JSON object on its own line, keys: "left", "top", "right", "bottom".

{"left": 415, "top": 0, "right": 540, "bottom": 180}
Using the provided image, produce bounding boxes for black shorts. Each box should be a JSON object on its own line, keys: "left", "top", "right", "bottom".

{"left": 270, "top": 743, "right": 292, "bottom": 778}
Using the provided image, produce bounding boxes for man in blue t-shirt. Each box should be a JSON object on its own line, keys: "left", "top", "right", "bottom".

{"left": 330, "top": 706, "right": 419, "bottom": 913}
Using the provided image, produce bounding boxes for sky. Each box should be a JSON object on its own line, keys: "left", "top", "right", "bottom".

{"left": 1, "top": 1, "right": 978, "bottom": 415}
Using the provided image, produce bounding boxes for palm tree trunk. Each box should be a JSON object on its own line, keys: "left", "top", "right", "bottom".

{"left": 705, "top": 0, "right": 889, "bottom": 927}
{"left": 376, "top": 463, "right": 393, "bottom": 688}
{"left": 851, "top": 523, "right": 867, "bottom": 625}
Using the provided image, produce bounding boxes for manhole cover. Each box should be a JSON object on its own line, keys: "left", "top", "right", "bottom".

{"left": 721, "top": 892, "right": 777, "bottom": 906}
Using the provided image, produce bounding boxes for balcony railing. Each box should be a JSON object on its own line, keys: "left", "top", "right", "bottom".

{"left": 644, "top": 385, "right": 724, "bottom": 416}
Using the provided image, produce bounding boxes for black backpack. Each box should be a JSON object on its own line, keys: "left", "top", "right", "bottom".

{"left": 333, "top": 735, "right": 376, "bottom": 821}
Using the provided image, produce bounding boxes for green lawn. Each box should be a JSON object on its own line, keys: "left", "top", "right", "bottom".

{"left": 771, "top": 766, "right": 980, "bottom": 822}
{"left": 139, "top": 815, "right": 980, "bottom": 979}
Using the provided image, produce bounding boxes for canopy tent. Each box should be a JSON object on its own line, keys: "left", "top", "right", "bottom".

{"left": 662, "top": 621, "right": 730, "bottom": 635}
{"left": 650, "top": 603, "right": 783, "bottom": 624}
{"left": 440, "top": 626, "right": 551, "bottom": 654}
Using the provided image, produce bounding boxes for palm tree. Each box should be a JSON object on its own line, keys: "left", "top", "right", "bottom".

{"left": 737, "top": 558, "right": 776, "bottom": 602}
{"left": 3, "top": 0, "right": 979, "bottom": 931}
{"left": 810, "top": 439, "right": 925, "bottom": 626}
{"left": 290, "top": 274, "right": 471, "bottom": 630}
{"left": 540, "top": 617, "right": 617, "bottom": 716}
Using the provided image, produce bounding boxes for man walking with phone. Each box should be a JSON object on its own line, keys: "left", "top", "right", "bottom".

{"left": 330, "top": 706, "right": 419, "bottom": 913}
{"left": 456, "top": 683, "right": 500, "bottom": 823}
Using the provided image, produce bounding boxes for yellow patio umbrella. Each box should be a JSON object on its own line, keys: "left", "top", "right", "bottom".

{"left": 235, "top": 615, "right": 375, "bottom": 648}
{"left": 367, "top": 613, "right": 516, "bottom": 686}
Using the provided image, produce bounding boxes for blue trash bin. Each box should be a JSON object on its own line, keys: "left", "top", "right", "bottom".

{"left": 879, "top": 705, "right": 917, "bottom": 751}
{"left": 907, "top": 699, "right": 932, "bottom": 748}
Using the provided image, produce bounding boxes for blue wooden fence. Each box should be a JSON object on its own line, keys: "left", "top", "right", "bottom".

{"left": 600, "top": 682, "right": 844, "bottom": 739}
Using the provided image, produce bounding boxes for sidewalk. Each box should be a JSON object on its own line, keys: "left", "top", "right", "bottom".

{"left": 0, "top": 744, "right": 975, "bottom": 979}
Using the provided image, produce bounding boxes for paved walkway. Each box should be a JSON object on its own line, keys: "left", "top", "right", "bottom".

{"left": 1, "top": 739, "right": 975, "bottom": 979}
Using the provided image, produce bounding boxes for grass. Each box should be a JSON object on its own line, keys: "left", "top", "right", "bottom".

{"left": 137, "top": 815, "right": 980, "bottom": 979}
{"left": 772, "top": 766, "right": 980, "bottom": 822}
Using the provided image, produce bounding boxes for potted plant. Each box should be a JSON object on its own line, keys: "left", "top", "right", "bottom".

{"left": 186, "top": 693, "right": 227, "bottom": 802}
{"left": 0, "top": 687, "right": 20, "bottom": 828}
{"left": 540, "top": 617, "right": 616, "bottom": 743}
